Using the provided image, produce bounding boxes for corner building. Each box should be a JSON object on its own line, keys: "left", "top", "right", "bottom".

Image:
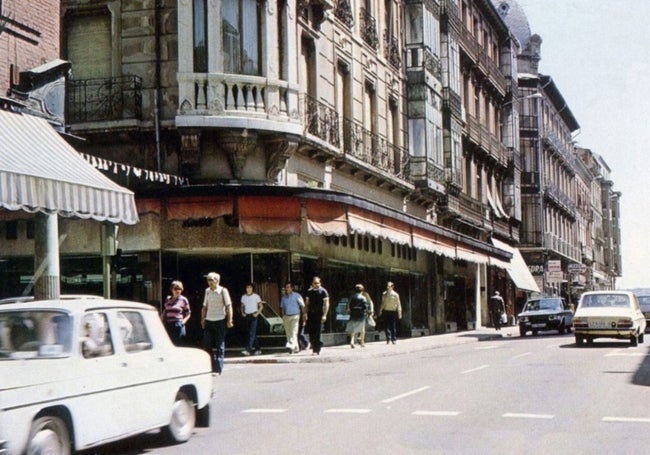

{"left": 0, "top": 0, "right": 543, "bottom": 342}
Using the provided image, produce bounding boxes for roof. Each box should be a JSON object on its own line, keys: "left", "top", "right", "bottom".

{"left": 490, "top": 0, "right": 531, "bottom": 48}
{"left": 0, "top": 109, "right": 138, "bottom": 224}
{"left": 0, "top": 298, "right": 155, "bottom": 313}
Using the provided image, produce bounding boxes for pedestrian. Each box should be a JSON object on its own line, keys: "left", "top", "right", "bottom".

{"left": 161, "top": 280, "right": 191, "bottom": 346}
{"left": 304, "top": 276, "right": 330, "bottom": 355}
{"left": 379, "top": 281, "right": 402, "bottom": 344}
{"left": 201, "top": 272, "right": 233, "bottom": 375}
{"left": 347, "top": 284, "right": 369, "bottom": 348}
{"left": 280, "top": 281, "right": 304, "bottom": 354}
{"left": 489, "top": 290, "right": 505, "bottom": 331}
{"left": 240, "top": 283, "right": 264, "bottom": 356}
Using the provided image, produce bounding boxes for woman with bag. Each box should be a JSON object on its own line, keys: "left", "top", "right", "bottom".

{"left": 347, "top": 284, "right": 369, "bottom": 348}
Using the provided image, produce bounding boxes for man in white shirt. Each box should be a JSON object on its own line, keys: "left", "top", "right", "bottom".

{"left": 201, "top": 272, "right": 233, "bottom": 375}
{"left": 240, "top": 283, "right": 264, "bottom": 356}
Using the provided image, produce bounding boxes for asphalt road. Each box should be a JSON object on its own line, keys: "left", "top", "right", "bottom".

{"left": 82, "top": 331, "right": 650, "bottom": 455}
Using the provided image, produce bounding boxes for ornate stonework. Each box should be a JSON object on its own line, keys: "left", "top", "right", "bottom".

{"left": 265, "top": 137, "right": 299, "bottom": 183}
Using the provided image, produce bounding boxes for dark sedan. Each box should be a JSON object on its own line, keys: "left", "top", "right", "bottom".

{"left": 518, "top": 296, "right": 573, "bottom": 336}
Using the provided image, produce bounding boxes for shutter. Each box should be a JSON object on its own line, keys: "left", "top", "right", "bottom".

{"left": 66, "top": 14, "right": 112, "bottom": 80}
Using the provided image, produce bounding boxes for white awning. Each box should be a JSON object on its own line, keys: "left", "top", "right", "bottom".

{"left": 0, "top": 109, "right": 138, "bottom": 224}
{"left": 490, "top": 238, "right": 540, "bottom": 292}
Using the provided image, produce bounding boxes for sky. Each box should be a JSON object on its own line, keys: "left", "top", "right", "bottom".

{"left": 513, "top": 0, "right": 650, "bottom": 289}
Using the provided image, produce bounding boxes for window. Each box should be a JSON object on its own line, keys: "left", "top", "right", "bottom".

{"left": 81, "top": 313, "right": 114, "bottom": 358}
{"left": 193, "top": 0, "right": 208, "bottom": 72}
{"left": 223, "top": 0, "right": 261, "bottom": 75}
{"left": 118, "top": 311, "right": 152, "bottom": 352}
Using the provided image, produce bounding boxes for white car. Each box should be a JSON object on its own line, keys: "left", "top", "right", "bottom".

{"left": 0, "top": 298, "right": 214, "bottom": 455}
{"left": 573, "top": 291, "right": 646, "bottom": 346}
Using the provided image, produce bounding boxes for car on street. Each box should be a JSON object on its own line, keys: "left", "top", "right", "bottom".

{"left": 636, "top": 293, "right": 650, "bottom": 332}
{"left": 0, "top": 298, "right": 214, "bottom": 455}
{"left": 573, "top": 290, "right": 646, "bottom": 346}
{"left": 517, "top": 296, "right": 573, "bottom": 336}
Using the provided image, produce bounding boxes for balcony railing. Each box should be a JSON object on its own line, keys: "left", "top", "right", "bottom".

{"left": 334, "top": 0, "right": 354, "bottom": 27}
{"left": 360, "top": 8, "right": 378, "bottom": 49}
{"left": 177, "top": 72, "right": 299, "bottom": 127}
{"left": 66, "top": 75, "right": 143, "bottom": 123}
{"left": 384, "top": 29, "right": 401, "bottom": 69}
{"left": 341, "top": 118, "right": 408, "bottom": 178}
{"left": 302, "top": 94, "right": 340, "bottom": 148}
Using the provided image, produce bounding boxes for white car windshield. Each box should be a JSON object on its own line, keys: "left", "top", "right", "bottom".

{"left": 0, "top": 311, "right": 72, "bottom": 359}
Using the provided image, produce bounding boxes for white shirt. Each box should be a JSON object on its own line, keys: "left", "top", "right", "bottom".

{"left": 241, "top": 293, "right": 262, "bottom": 315}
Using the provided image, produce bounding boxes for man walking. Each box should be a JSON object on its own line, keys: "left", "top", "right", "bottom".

{"left": 304, "top": 276, "right": 329, "bottom": 355}
{"left": 489, "top": 290, "right": 505, "bottom": 331}
{"left": 280, "top": 282, "right": 304, "bottom": 354}
{"left": 240, "top": 283, "right": 264, "bottom": 356}
{"left": 379, "top": 281, "right": 402, "bottom": 344}
{"left": 201, "top": 272, "right": 233, "bottom": 375}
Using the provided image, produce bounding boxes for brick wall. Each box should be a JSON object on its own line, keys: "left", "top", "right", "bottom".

{"left": 0, "top": 0, "right": 60, "bottom": 95}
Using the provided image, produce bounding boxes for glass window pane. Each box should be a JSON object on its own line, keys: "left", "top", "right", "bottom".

{"left": 241, "top": 0, "right": 259, "bottom": 75}
{"left": 223, "top": 0, "right": 241, "bottom": 73}
{"left": 193, "top": 0, "right": 208, "bottom": 72}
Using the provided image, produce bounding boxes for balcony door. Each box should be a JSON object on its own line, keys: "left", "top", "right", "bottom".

{"left": 65, "top": 13, "right": 112, "bottom": 80}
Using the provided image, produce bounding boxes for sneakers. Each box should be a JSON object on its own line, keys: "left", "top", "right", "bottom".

{"left": 241, "top": 350, "right": 250, "bottom": 356}
{"left": 254, "top": 350, "right": 262, "bottom": 355}
{"left": 350, "top": 343, "right": 355, "bottom": 349}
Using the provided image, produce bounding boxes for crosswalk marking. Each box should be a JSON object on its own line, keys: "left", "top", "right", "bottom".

{"left": 603, "top": 416, "right": 650, "bottom": 423}
{"left": 461, "top": 364, "right": 489, "bottom": 374}
{"left": 242, "top": 409, "right": 287, "bottom": 413}
{"left": 324, "top": 409, "right": 372, "bottom": 414}
{"left": 381, "top": 386, "right": 430, "bottom": 403}
{"left": 412, "top": 411, "right": 461, "bottom": 416}
{"left": 503, "top": 413, "right": 554, "bottom": 419}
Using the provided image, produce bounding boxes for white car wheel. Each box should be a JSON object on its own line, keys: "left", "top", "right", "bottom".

{"left": 164, "top": 391, "right": 196, "bottom": 443}
{"left": 27, "top": 416, "right": 71, "bottom": 455}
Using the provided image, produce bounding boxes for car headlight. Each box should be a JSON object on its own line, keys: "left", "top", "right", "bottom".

{"left": 519, "top": 316, "right": 528, "bottom": 322}
{"left": 548, "top": 315, "right": 556, "bottom": 320}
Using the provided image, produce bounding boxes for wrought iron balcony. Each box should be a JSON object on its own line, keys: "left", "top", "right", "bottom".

{"left": 360, "top": 8, "right": 378, "bottom": 50}
{"left": 302, "top": 94, "right": 340, "bottom": 148}
{"left": 334, "top": 0, "right": 354, "bottom": 27}
{"left": 341, "top": 118, "right": 408, "bottom": 178}
{"left": 66, "top": 75, "right": 143, "bottom": 123}
{"left": 384, "top": 29, "right": 401, "bottom": 69}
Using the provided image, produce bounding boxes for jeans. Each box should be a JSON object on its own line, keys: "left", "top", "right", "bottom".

{"left": 165, "top": 320, "right": 186, "bottom": 346}
{"left": 202, "top": 319, "right": 226, "bottom": 373}
{"left": 306, "top": 314, "right": 323, "bottom": 354}
{"left": 244, "top": 313, "right": 259, "bottom": 352}
{"left": 383, "top": 310, "right": 398, "bottom": 342}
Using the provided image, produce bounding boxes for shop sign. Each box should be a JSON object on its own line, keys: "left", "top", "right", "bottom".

{"left": 567, "top": 263, "right": 587, "bottom": 273}
{"left": 547, "top": 260, "right": 562, "bottom": 273}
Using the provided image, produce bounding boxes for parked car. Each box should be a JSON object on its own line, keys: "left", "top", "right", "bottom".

{"left": 518, "top": 296, "right": 573, "bottom": 336}
{"left": 636, "top": 294, "right": 650, "bottom": 332}
{"left": 573, "top": 290, "right": 646, "bottom": 346}
{"left": 0, "top": 298, "right": 214, "bottom": 455}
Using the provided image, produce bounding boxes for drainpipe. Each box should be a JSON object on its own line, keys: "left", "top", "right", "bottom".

{"left": 154, "top": 0, "right": 162, "bottom": 172}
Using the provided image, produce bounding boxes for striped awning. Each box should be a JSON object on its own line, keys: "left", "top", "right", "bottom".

{"left": 0, "top": 109, "right": 138, "bottom": 224}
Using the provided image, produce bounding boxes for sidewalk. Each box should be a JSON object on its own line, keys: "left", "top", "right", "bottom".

{"left": 225, "top": 325, "right": 519, "bottom": 364}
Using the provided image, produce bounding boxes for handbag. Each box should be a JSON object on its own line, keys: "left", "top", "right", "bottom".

{"left": 366, "top": 314, "right": 376, "bottom": 327}
{"left": 500, "top": 312, "right": 507, "bottom": 324}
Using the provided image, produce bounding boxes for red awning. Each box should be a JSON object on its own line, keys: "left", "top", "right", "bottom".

{"left": 166, "top": 196, "right": 233, "bottom": 221}
{"left": 347, "top": 208, "right": 412, "bottom": 245}
{"left": 305, "top": 199, "right": 347, "bottom": 236}
{"left": 412, "top": 228, "right": 456, "bottom": 258}
{"left": 238, "top": 196, "right": 301, "bottom": 235}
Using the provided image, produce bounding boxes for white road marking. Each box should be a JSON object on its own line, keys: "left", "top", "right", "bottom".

{"left": 461, "top": 364, "right": 489, "bottom": 374}
{"left": 605, "top": 349, "right": 649, "bottom": 357}
{"left": 413, "top": 411, "right": 461, "bottom": 416}
{"left": 603, "top": 416, "right": 650, "bottom": 423}
{"left": 242, "top": 409, "right": 287, "bottom": 413}
{"left": 381, "top": 386, "right": 431, "bottom": 403}
{"left": 503, "top": 413, "right": 554, "bottom": 419}
{"left": 475, "top": 345, "right": 499, "bottom": 350}
{"left": 324, "top": 409, "right": 372, "bottom": 414}
{"left": 512, "top": 352, "right": 531, "bottom": 359}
